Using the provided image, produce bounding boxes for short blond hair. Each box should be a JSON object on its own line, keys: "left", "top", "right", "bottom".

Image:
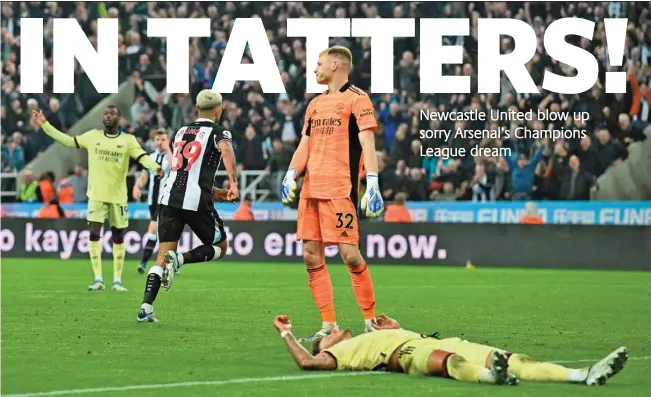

{"left": 196, "top": 90, "right": 222, "bottom": 111}
{"left": 320, "top": 46, "right": 353, "bottom": 70}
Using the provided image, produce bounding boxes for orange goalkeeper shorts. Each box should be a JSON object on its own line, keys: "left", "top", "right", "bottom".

{"left": 296, "top": 198, "right": 359, "bottom": 246}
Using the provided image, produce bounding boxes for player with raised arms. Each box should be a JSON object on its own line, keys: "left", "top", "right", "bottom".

{"left": 281, "top": 46, "right": 385, "bottom": 341}
{"left": 136, "top": 90, "right": 239, "bottom": 323}
{"left": 32, "top": 106, "right": 163, "bottom": 292}
{"left": 274, "top": 313, "right": 628, "bottom": 386}
{"left": 132, "top": 129, "right": 172, "bottom": 275}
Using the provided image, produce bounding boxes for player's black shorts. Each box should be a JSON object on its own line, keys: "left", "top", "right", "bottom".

{"left": 149, "top": 204, "right": 159, "bottom": 219}
{"left": 157, "top": 204, "right": 226, "bottom": 246}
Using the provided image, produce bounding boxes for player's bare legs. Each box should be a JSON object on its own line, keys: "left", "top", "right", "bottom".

{"left": 137, "top": 241, "right": 177, "bottom": 322}
{"left": 300, "top": 240, "right": 338, "bottom": 342}
{"left": 339, "top": 243, "right": 377, "bottom": 332}
{"left": 507, "top": 347, "right": 628, "bottom": 385}
{"left": 138, "top": 221, "right": 158, "bottom": 274}
{"left": 87, "top": 222, "right": 105, "bottom": 291}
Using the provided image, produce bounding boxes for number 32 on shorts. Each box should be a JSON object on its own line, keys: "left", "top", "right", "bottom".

{"left": 336, "top": 212, "right": 354, "bottom": 229}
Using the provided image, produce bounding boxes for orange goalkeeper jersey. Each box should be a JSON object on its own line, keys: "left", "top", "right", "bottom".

{"left": 300, "top": 82, "right": 377, "bottom": 204}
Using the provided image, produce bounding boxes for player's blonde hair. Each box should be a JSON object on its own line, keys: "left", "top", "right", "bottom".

{"left": 196, "top": 90, "right": 223, "bottom": 111}
{"left": 320, "top": 46, "right": 353, "bottom": 71}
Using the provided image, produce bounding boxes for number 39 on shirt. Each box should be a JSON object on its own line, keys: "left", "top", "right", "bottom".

{"left": 172, "top": 141, "right": 202, "bottom": 172}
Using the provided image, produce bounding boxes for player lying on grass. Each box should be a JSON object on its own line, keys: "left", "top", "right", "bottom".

{"left": 274, "top": 314, "right": 628, "bottom": 386}
{"left": 33, "top": 107, "right": 163, "bottom": 292}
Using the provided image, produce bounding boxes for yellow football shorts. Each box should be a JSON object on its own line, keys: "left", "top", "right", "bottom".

{"left": 87, "top": 200, "right": 129, "bottom": 229}
{"left": 398, "top": 337, "right": 500, "bottom": 375}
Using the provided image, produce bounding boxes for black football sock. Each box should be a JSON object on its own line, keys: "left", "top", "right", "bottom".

{"left": 182, "top": 245, "right": 221, "bottom": 264}
{"left": 140, "top": 236, "right": 157, "bottom": 264}
{"left": 142, "top": 267, "right": 163, "bottom": 304}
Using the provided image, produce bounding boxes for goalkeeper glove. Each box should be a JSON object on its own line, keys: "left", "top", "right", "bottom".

{"left": 281, "top": 168, "right": 297, "bottom": 205}
{"left": 360, "top": 173, "right": 384, "bottom": 218}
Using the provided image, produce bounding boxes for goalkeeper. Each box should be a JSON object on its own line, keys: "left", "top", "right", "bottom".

{"left": 274, "top": 313, "right": 628, "bottom": 386}
{"left": 32, "top": 107, "right": 162, "bottom": 291}
{"left": 280, "top": 46, "right": 385, "bottom": 342}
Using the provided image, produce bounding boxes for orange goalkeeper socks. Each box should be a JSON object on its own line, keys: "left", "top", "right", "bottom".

{"left": 307, "top": 264, "right": 336, "bottom": 323}
{"left": 348, "top": 262, "right": 376, "bottom": 320}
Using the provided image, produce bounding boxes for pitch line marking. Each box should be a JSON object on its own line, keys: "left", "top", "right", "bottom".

{"left": 4, "top": 356, "right": 650, "bottom": 397}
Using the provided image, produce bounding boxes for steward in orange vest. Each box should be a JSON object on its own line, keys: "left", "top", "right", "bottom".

{"left": 38, "top": 198, "right": 66, "bottom": 219}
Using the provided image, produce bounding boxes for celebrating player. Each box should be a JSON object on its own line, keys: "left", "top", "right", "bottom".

{"left": 136, "top": 90, "right": 238, "bottom": 323}
{"left": 32, "top": 106, "right": 163, "bottom": 291}
{"left": 274, "top": 314, "right": 628, "bottom": 386}
{"left": 132, "top": 129, "right": 172, "bottom": 275}
{"left": 281, "top": 46, "right": 385, "bottom": 340}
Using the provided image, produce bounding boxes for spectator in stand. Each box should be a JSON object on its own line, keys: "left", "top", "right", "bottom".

{"left": 7, "top": 132, "right": 26, "bottom": 172}
{"left": 627, "top": 62, "right": 651, "bottom": 130}
{"left": 431, "top": 181, "right": 458, "bottom": 202}
{"left": 38, "top": 198, "right": 66, "bottom": 219}
{"left": 504, "top": 144, "right": 544, "bottom": 201}
{"left": 238, "top": 125, "right": 267, "bottom": 172}
{"left": 520, "top": 202, "right": 544, "bottom": 225}
{"left": 617, "top": 114, "right": 646, "bottom": 145}
{"left": 58, "top": 165, "right": 88, "bottom": 203}
{"left": 560, "top": 156, "right": 594, "bottom": 201}
{"left": 18, "top": 169, "right": 39, "bottom": 203}
{"left": 577, "top": 136, "right": 599, "bottom": 176}
{"left": 266, "top": 138, "right": 293, "bottom": 199}
{"left": 471, "top": 163, "right": 493, "bottom": 202}
{"left": 384, "top": 192, "right": 412, "bottom": 223}
{"left": 378, "top": 153, "right": 398, "bottom": 202}
{"left": 38, "top": 172, "right": 56, "bottom": 204}
{"left": 405, "top": 168, "right": 429, "bottom": 201}
{"left": 594, "top": 128, "right": 626, "bottom": 177}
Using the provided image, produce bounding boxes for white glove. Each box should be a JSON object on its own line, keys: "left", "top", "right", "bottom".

{"left": 281, "top": 168, "right": 297, "bottom": 205}
{"left": 360, "top": 173, "right": 384, "bottom": 218}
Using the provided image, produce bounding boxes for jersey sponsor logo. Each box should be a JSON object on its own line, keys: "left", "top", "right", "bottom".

{"left": 94, "top": 148, "right": 123, "bottom": 163}
{"left": 359, "top": 108, "right": 374, "bottom": 118}
{"left": 222, "top": 130, "right": 232, "bottom": 140}
{"left": 311, "top": 117, "right": 342, "bottom": 135}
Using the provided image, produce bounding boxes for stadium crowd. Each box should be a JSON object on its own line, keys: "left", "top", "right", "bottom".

{"left": 2, "top": 1, "right": 650, "bottom": 205}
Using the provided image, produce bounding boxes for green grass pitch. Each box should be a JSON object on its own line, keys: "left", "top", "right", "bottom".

{"left": 1, "top": 258, "right": 650, "bottom": 397}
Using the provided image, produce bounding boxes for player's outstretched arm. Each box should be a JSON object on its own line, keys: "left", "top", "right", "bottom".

{"left": 32, "top": 110, "right": 79, "bottom": 148}
{"left": 274, "top": 315, "right": 337, "bottom": 371}
{"left": 128, "top": 137, "right": 162, "bottom": 176}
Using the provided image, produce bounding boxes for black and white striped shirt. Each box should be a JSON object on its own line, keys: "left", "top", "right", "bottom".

{"left": 147, "top": 150, "right": 170, "bottom": 206}
{"left": 160, "top": 118, "right": 232, "bottom": 211}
